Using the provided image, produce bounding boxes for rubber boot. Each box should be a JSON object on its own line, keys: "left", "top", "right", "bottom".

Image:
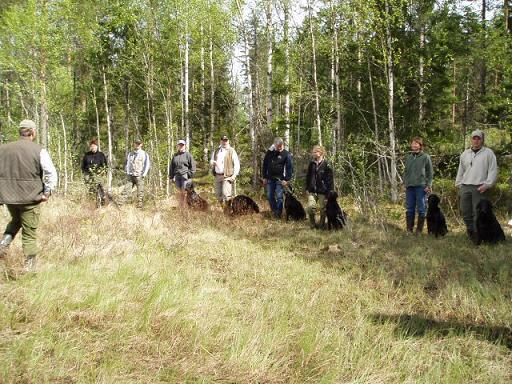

{"left": 0, "top": 234, "right": 13, "bottom": 258}
{"left": 24, "top": 254, "right": 36, "bottom": 272}
{"left": 406, "top": 214, "right": 415, "bottom": 233}
{"left": 416, "top": 216, "right": 425, "bottom": 234}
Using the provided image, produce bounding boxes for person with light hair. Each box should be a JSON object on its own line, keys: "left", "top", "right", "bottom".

{"left": 0, "top": 119, "right": 57, "bottom": 271}
{"left": 305, "top": 145, "right": 334, "bottom": 229}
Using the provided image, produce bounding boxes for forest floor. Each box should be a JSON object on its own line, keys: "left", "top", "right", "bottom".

{"left": 0, "top": 193, "right": 511, "bottom": 383}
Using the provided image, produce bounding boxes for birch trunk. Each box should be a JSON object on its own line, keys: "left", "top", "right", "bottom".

{"left": 308, "top": 1, "right": 322, "bottom": 146}
{"left": 236, "top": 0, "right": 257, "bottom": 186}
{"left": 284, "top": 1, "right": 291, "bottom": 149}
{"left": 184, "top": 32, "right": 190, "bottom": 145}
{"left": 385, "top": 0, "right": 398, "bottom": 203}
{"left": 266, "top": 0, "right": 273, "bottom": 129}
{"left": 59, "top": 113, "right": 68, "bottom": 194}
{"left": 209, "top": 21, "right": 215, "bottom": 156}
{"left": 419, "top": 24, "right": 425, "bottom": 124}
{"left": 102, "top": 66, "right": 113, "bottom": 191}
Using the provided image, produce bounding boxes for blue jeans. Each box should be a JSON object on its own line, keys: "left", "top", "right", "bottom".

{"left": 406, "top": 186, "right": 427, "bottom": 217}
{"left": 266, "top": 179, "right": 284, "bottom": 217}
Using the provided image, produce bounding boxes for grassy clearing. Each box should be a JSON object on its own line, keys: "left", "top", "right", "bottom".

{"left": 0, "top": 195, "right": 511, "bottom": 383}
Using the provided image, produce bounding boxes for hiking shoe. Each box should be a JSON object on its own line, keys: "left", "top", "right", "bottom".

{"left": 0, "top": 234, "right": 13, "bottom": 258}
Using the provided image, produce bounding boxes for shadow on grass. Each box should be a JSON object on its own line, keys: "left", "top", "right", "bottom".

{"left": 369, "top": 313, "right": 512, "bottom": 349}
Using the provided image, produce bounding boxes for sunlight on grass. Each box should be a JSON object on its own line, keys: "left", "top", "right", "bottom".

{"left": 0, "top": 197, "right": 511, "bottom": 383}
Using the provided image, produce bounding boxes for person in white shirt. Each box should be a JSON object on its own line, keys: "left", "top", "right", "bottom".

{"left": 210, "top": 135, "right": 240, "bottom": 205}
{"left": 124, "top": 138, "right": 151, "bottom": 208}
{"left": 455, "top": 129, "right": 497, "bottom": 239}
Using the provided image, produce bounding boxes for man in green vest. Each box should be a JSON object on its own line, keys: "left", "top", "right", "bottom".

{"left": 210, "top": 135, "right": 240, "bottom": 205}
{"left": 0, "top": 119, "right": 58, "bottom": 271}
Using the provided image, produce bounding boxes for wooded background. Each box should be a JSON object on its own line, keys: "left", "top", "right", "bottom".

{"left": 0, "top": 0, "right": 511, "bottom": 202}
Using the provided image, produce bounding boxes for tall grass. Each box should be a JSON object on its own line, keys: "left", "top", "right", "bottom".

{"left": 0, "top": 195, "right": 511, "bottom": 383}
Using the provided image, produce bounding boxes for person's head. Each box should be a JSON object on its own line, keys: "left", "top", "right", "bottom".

{"left": 220, "top": 135, "right": 229, "bottom": 148}
{"left": 311, "top": 145, "right": 326, "bottom": 160}
{"left": 177, "top": 139, "right": 186, "bottom": 152}
{"left": 274, "top": 137, "right": 284, "bottom": 152}
{"left": 471, "top": 130, "right": 484, "bottom": 150}
{"left": 133, "top": 138, "right": 143, "bottom": 150}
{"left": 19, "top": 119, "right": 37, "bottom": 140}
{"left": 410, "top": 137, "right": 424, "bottom": 152}
{"left": 89, "top": 139, "right": 98, "bottom": 153}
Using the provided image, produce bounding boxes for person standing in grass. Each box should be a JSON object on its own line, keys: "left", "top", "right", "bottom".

{"left": 305, "top": 145, "right": 334, "bottom": 229}
{"left": 123, "top": 138, "right": 151, "bottom": 209}
{"left": 0, "top": 119, "right": 57, "bottom": 271}
{"left": 210, "top": 134, "right": 240, "bottom": 206}
{"left": 170, "top": 139, "right": 196, "bottom": 209}
{"left": 403, "top": 137, "right": 433, "bottom": 233}
{"left": 81, "top": 139, "right": 107, "bottom": 193}
{"left": 456, "top": 129, "right": 498, "bottom": 240}
{"left": 262, "top": 137, "right": 294, "bottom": 218}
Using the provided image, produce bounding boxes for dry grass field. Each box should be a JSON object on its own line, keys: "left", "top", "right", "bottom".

{"left": 0, "top": 195, "right": 511, "bottom": 383}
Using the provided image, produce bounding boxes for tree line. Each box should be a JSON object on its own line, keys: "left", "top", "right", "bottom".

{"left": 0, "top": 0, "right": 510, "bottom": 201}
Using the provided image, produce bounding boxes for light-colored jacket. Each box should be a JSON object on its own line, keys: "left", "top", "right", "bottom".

{"left": 126, "top": 149, "right": 151, "bottom": 177}
{"left": 455, "top": 147, "right": 497, "bottom": 188}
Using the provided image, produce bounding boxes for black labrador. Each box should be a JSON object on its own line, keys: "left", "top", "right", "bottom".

{"left": 426, "top": 194, "right": 448, "bottom": 237}
{"left": 185, "top": 182, "right": 209, "bottom": 211}
{"left": 475, "top": 199, "right": 505, "bottom": 244}
{"left": 325, "top": 190, "right": 347, "bottom": 230}
{"left": 284, "top": 187, "right": 306, "bottom": 221}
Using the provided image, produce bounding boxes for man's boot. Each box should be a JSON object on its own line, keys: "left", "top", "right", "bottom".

{"left": 406, "top": 214, "right": 415, "bottom": 233}
{"left": 0, "top": 234, "right": 13, "bottom": 258}
{"left": 24, "top": 254, "right": 36, "bottom": 272}
{"left": 416, "top": 216, "right": 425, "bottom": 234}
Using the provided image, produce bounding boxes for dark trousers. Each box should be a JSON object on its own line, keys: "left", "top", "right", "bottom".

{"left": 459, "top": 184, "right": 488, "bottom": 231}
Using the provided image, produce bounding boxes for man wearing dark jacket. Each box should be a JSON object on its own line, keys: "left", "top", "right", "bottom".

{"left": 262, "top": 137, "right": 294, "bottom": 218}
{"left": 81, "top": 139, "right": 107, "bottom": 192}
{"left": 0, "top": 119, "right": 57, "bottom": 271}
{"left": 170, "top": 139, "right": 196, "bottom": 209}
{"left": 306, "top": 145, "right": 334, "bottom": 229}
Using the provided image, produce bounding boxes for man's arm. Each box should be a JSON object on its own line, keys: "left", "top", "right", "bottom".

{"left": 142, "top": 152, "right": 151, "bottom": 177}
{"left": 232, "top": 149, "right": 240, "bottom": 178}
{"left": 40, "top": 149, "right": 58, "bottom": 194}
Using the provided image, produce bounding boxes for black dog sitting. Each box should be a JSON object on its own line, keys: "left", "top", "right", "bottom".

{"left": 284, "top": 187, "right": 306, "bottom": 220}
{"left": 426, "top": 194, "right": 448, "bottom": 237}
{"left": 185, "top": 182, "right": 209, "bottom": 211}
{"left": 227, "top": 195, "right": 259, "bottom": 215}
{"left": 475, "top": 199, "right": 505, "bottom": 244}
{"left": 325, "top": 190, "right": 347, "bottom": 230}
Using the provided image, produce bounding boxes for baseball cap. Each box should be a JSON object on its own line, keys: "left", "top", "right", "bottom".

{"left": 471, "top": 130, "right": 484, "bottom": 139}
{"left": 134, "top": 138, "right": 143, "bottom": 144}
{"left": 220, "top": 135, "right": 229, "bottom": 141}
{"left": 177, "top": 139, "right": 186, "bottom": 145}
{"left": 19, "top": 119, "right": 36, "bottom": 130}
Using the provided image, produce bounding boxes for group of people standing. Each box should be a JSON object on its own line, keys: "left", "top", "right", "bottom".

{"left": 403, "top": 129, "right": 499, "bottom": 239}
{"left": 0, "top": 118, "right": 506, "bottom": 273}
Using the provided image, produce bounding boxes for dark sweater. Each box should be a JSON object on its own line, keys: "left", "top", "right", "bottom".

{"left": 169, "top": 151, "right": 196, "bottom": 178}
{"left": 305, "top": 160, "right": 334, "bottom": 195}
{"left": 82, "top": 151, "right": 107, "bottom": 174}
{"left": 262, "top": 149, "right": 294, "bottom": 181}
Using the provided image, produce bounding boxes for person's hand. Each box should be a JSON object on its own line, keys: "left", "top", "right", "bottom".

{"left": 211, "top": 161, "right": 217, "bottom": 168}
{"left": 281, "top": 180, "right": 289, "bottom": 187}
{"left": 424, "top": 186, "right": 432, "bottom": 194}
{"left": 262, "top": 178, "right": 268, "bottom": 186}
{"left": 39, "top": 193, "right": 50, "bottom": 203}
{"left": 477, "top": 184, "right": 488, "bottom": 193}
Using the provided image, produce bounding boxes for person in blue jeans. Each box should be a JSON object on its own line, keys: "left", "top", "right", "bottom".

{"left": 403, "top": 137, "right": 433, "bottom": 233}
{"left": 262, "top": 138, "right": 294, "bottom": 218}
